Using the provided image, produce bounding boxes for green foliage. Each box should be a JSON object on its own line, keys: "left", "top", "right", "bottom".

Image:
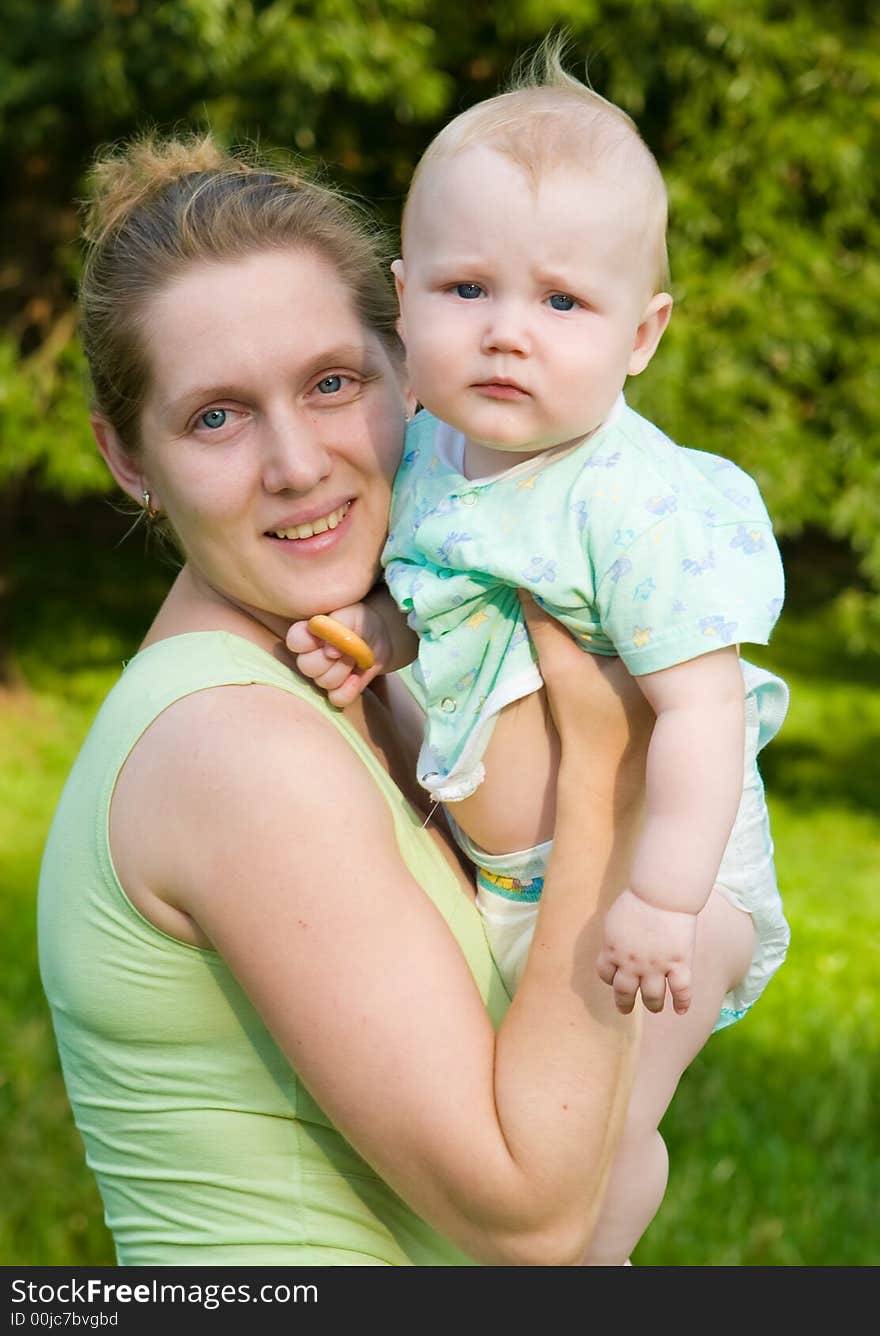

{"left": 0, "top": 336, "right": 106, "bottom": 498}
{"left": 0, "top": 0, "right": 451, "bottom": 174}
{"left": 636, "top": 604, "right": 880, "bottom": 1264}
{"left": 615, "top": 4, "right": 880, "bottom": 612}
{"left": 0, "top": 0, "right": 877, "bottom": 623}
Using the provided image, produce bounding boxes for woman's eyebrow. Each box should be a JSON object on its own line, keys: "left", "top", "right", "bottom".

{"left": 160, "top": 346, "right": 380, "bottom": 421}
{"left": 298, "top": 343, "right": 379, "bottom": 379}
{"left": 159, "top": 385, "right": 246, "bottom": 424}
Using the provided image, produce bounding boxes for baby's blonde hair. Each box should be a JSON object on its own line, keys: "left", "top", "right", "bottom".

{"left": 403, "top": 34, "right": 670, "bottom": 293}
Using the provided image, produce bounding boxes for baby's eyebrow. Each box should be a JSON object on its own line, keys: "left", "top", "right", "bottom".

{"left": 531, "top": 262, "right": 584, "bottom": 286}
{"left": 420, "top": 256, "right": 485, "bottom": 276}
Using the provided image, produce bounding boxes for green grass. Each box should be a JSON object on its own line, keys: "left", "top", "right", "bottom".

{"left": 636, "top": 595, "right": 880, "bottom": 1266}
{"left": 2, "top": 508, "right": 878, "bottom": 1265}
{"left": 1, "top": 681, "right": 117, "bottom": 1264}
{"left": 2, "top": 502, "right": 170, "bottom": 1266}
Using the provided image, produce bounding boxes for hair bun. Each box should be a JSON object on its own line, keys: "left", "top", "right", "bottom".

{"left": 82, "top": 131, "right": 231, "bottom": 245}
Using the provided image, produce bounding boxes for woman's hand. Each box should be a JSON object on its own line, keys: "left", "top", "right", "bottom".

{"left": 519, "top": 593, "right": 653, "bottom": 812}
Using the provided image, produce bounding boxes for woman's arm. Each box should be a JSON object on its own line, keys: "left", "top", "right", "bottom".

{"left": 114, "top": 610, "right": 650, "bottom": 1265}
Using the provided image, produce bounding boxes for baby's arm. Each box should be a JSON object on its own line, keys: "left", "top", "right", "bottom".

{"left": 287, "top": 583, "right": 418, "bottom": 707}
{"left": 596, "top": 644, "right": 745, "bottom": 1016}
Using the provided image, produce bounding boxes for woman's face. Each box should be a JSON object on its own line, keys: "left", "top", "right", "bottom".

{"left": 135, "top": 249, "right": 407, "bottom": 621}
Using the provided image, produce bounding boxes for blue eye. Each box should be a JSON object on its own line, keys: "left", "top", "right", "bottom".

{"left": 200, "top": 408, "right": 227, "bottom": 429}
{"left": 317, "top": 375, "right": 343, "bottom": 394}
{"left": 455, "top": 283, "right": 483, "bottom": 300}
{"left": 549, "top": 293, "right": 576, "bottom": 311}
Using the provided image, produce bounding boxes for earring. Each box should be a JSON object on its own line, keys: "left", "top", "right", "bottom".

{"left": 141, "top": 489, "right": 159, "bottom": 520}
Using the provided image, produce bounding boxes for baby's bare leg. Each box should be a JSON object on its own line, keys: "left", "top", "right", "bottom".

{"left": 583, "top": 887, "right": 755, "bottom": 1266}
{"left": 450, "top": 689, "right": 560, "bottom": 854}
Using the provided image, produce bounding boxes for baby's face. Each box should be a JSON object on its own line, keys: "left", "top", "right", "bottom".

{"left": 395, "top": 145, "right": 667, "bottom": 457}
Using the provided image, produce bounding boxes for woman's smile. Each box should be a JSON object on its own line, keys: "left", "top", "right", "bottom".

{"left": 267, "top": 499, "right": 353, "bottom": 541}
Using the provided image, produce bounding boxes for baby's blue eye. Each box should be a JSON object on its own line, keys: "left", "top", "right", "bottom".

{"left": 317, "top": 375, "right": 343, "bottom": 394}
{"left": 200, "top": 409, "right": 227, "bottom": 429}
{"left": 549, "top": 293, "right": 576, "bottom": 311}
{"left": 455, "top": 283, "right": 483, "bottom": 300}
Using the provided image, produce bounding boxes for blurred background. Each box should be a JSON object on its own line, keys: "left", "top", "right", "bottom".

{"left": 1, "top": 0, "right": 877, "bottom": 1265}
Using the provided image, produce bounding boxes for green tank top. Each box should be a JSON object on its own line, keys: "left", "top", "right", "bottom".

{"left": 38, "top": 632, "right": 510, "bottom": 1265}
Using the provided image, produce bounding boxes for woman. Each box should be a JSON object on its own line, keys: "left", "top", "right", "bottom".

{"left": 37, "top": 133, "right": 652, "bottom": 1266}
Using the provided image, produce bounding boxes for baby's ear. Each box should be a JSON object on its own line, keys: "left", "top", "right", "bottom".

{"left": 628, "top": 293, "right": 673, "bottom": 376}
{"left": 390, "top": 259, "right": 406, "bottom": 339}
{"left": 390, "top": 258, "right": 405, "bottom": 303}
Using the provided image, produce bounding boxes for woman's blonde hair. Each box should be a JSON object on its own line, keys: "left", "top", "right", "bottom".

{"left": 80, "top": 131, "right": 401, "bottom": 454}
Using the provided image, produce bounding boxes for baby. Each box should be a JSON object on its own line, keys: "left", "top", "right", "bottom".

{"left": 290, "top": 49, "right": 790, "bottom": 1264}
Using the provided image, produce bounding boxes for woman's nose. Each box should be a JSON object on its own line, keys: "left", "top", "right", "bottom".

{"left": 480, "top": 301, "right": 531, "bottom": 357}
{"left": 262, "top": 413, "right": 332, "bottom": 494}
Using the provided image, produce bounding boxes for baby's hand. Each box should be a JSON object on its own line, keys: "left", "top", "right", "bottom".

{"left": 286, "top": 604, "right": 390, "bottom": 708}
{"left": 596, "top": 889, "right": 697, "bottom": 1017}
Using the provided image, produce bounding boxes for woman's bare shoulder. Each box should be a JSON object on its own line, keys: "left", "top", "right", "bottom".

{"left": 110, "top": 681, "right": 396, "bottom": 931}
{"left": 132, "top": 681, "right": 379, "bottom": 823}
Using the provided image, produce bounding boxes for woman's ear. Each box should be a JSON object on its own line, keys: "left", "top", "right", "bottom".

{"left": 628, "top": 293, "right": 673, "bottom": 376}
{"left": 390, "top": 358, "right": 417, "bottom": 421}
{"left": 91, "top": 417, "right": 155, "bottom": 508}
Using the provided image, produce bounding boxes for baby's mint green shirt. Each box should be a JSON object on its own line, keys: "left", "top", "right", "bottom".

{"left": 382, "top": 399, "right": 785, "bottom": 798}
